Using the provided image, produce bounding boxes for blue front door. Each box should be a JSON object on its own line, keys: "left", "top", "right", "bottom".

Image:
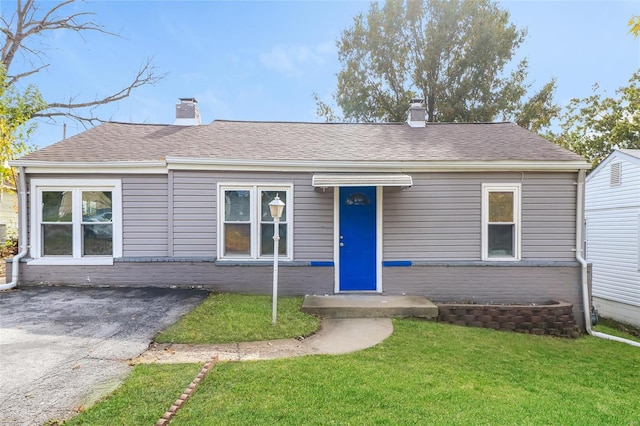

{"left": 339, "top": 186, "right": 377, "bottom": 291}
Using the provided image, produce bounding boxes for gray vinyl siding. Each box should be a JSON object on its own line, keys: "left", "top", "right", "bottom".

{"left": 25, "top": 171, "right": 333, "bottom": 260}
{"left": 383, "top": 172, "right": 577, "bottom": 261}
{"left": 170, "top": 170, "right": 333, "bottom": 261}
{"left": 384, "top": 174, "right": 481, "bottom": 260}
{"left": 172, "top": 172, "right": 217, "bottom": 257}
{"left": 23, "top": 174, "right": 172, "bottom": 258}
{"left": 291, "top": 181, "right": 333, "bottom": 261}
{"left": 521, "top": 173, "right": 576, "bottom": 260}
{"left": 122, "top": 175, "right": 169, "bottom": 256}
{"left": 24, "top": 170, "right": 577, "bottom": 262}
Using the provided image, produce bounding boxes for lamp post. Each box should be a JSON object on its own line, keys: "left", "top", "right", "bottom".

{"left": 268, "top": 194, "right": 285, "bottom": 324}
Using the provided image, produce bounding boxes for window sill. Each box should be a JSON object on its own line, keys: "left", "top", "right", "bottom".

{"left": 481, "top": 258, "right": 521, "bottom": 262}
{"left": 27, "top": 257, "right": 115, "bottom": 266}
{"left": 215, "top": 259, "right": 301, "bottom": 266}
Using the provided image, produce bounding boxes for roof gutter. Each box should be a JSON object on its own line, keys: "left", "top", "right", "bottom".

{"left": 166, "top": 157, "right": 591, "bottom": 173}
{"left": 0, "top": 166, "right": 28, "bottom": 291}
{"left": 8, "top": 160, "right": 168, "bottom": 175}
{"left": 8, "top": 158, "right": 591, "bottom": 174}
{"left": 575, "top": 169, "right": 640, "bottom": 347}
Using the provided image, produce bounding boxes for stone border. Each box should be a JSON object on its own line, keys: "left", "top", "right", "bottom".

{"left": 155, "top": 356, "right": 218, "bottom": 426}
{"left": 436, "top": 300, "right": 580, "bottom": 338}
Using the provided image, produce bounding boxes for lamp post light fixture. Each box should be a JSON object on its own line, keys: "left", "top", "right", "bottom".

{"left": 268, "top": 194, "right": 285, "bottom": 325}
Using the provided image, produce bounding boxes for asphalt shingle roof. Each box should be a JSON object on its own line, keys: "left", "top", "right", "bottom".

{"left": 18, "top": 120, "right": 585, "bottom": 163}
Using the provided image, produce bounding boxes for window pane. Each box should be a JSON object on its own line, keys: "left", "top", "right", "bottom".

{"left": 224, "top": 223, "right": 251, "bottom": 255}
{"left": 82, "top": 191, "right": 112, "bottom": 222}
{"left": 345, "top": 192, "right": 370, "bottom": 206}
{"left": 225, "top": 190, "right": 251, "bottom": 221}
{"left": 261, "top": 191, "right": 287, "bottom": 221}
{"left": 489, "top": 192, "right": 513, "bottom": 222}
{"left": 42, "top": 224, "right": 73, "bottom": 255}
{"left": 488, "top": 224, "right": 514, "bottom": 257}
{"left": 42, "top": 191, "right": 72, "bottom": 222}
{"left": 83, "top": 224, "right": 113, "bottom": 255}
{"left": 261, "top": 224, "right": 287, "bottom": 256}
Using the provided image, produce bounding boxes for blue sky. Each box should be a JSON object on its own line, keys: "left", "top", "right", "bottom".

{"left": 3, "top": 0, "right": 639, "bottom": 149}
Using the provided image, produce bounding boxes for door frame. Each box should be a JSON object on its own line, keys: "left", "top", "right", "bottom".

{"left": 334, "top": 186, "right": 383, "bottom": 293}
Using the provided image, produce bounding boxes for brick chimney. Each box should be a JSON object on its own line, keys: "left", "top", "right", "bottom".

{"left": 407, "top": 98, "right": 426, "bottom": 127}
{"left": 173, "top": 98, "right": 201, "bottom": 126}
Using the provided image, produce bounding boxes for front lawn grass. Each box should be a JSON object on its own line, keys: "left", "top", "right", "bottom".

{"left": 155, "top": 293, "right": 320, "bottom": 343}
{"left": 64, "top": 363, "right": 201, "bottom": 425}
{"left": 68, "top": 296, "right": 640, "bottom": 425}
{"left": 169, "top": 320, "right": 640, "bottom": 425}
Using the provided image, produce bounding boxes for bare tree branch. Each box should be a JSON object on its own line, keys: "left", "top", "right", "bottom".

{"left": 32, "top": 58, "right": 165, "bottom": 124}
{"left": 1, "top": 0, "right": 115, "bottom": 78}
{"left": 0, "top": 0, "right": 165, "bottom": 127}
{"left": 6, "top": 63, "right": 48, "bottom": 86}
{"left": 33, "top": 110, "right": 106, "bottom": 127}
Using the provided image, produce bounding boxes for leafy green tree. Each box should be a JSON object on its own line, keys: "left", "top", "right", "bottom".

{"left": 316, "top": 0, "right": 559, "bottom": 131}
{"left": 549, "top": 71, "right": 640, "bottom": 167}
{"left": 0, "top": 65, "right": 45, "bottom": 186}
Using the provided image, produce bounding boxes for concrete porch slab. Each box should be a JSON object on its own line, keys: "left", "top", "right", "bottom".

{"left": 302, "top": 295, "right": 438, "bottom": 319}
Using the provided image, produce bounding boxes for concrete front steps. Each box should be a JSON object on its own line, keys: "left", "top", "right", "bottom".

{"left": 302, "top": 295, "right": 438, "bottom": 319}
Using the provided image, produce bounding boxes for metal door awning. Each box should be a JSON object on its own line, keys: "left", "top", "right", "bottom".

{"left": 312, "top": 173, "right": 413, "bottom": 188}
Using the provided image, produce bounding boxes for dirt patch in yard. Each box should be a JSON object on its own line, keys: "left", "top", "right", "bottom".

{"left": 597, "top": 317, "right": 640, "bottom": 338}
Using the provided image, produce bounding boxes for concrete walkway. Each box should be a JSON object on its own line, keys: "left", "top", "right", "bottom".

{"left": 133, "top": 318, "right": 394, "bottom": 364}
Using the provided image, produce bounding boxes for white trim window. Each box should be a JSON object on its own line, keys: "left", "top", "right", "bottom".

{"left": 30, "top": 179, "right": 122, "bottom": 265}
{"left": 482, "top": 183, "right": 521, "bottom": 261}
{"left": 218, "top": 184, "right": 292, "bottom": 260}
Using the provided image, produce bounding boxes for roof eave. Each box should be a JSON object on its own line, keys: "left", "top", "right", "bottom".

{"left": 165, "top": 157, "right": 591, "bottom": 172}
{"left": 10, "top": 158, "right": 591, "bottom": 174}
{"left": 10, "top": 160, "right": 168, "bottom": 174}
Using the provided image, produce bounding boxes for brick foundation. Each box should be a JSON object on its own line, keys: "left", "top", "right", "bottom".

{"left": 436, "top": 300, "right": 580, "bottom": 338}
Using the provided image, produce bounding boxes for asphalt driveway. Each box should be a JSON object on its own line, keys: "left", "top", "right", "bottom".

{"left": 0, "top": 286, "right": 207, "bottom": 426}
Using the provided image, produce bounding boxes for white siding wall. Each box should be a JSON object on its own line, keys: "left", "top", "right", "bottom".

{"left": 586, "top": 153, "right": 640, "bottom": 317}
{"left": 587, "top": 209, "right": 640, "bottom": 303}
{"left": 0, "top": 191, "right": 18, "bottom": 235}
{"left": 586, "top": 156, "right": 640, "bottom": 211}
{"left": 592, "top": 297, "right": 640, "bottom": 328}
